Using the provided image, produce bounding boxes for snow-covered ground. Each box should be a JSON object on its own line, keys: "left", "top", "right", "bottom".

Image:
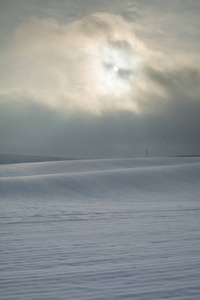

{"left": 0, "top": 157, "right": 200, "bottom": 299}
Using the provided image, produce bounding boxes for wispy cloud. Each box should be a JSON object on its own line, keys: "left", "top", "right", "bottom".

{"left": 0, "top": 13, "right": 150, "bottom": 114}
{"left": 1, "top": 11, "right": 199, "bottom": 117}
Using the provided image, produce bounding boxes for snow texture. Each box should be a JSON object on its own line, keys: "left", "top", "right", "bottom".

{"left": 0, "top": 157, "right": 200, "bottom": 299}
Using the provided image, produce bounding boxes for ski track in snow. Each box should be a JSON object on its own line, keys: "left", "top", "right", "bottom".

{"left": 0, "top": 157, "right": 200, "bottom": 299}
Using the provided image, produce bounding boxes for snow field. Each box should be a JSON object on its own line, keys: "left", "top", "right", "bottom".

{"left": 0, "top": 157, "right": 200, "bottom": 299}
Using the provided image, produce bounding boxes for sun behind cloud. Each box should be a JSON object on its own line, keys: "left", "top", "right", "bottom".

{"left": 3, "top": 13, "right": 151, "bottom": 114}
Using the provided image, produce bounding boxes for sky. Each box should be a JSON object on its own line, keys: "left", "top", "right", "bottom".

{"left": 0, "top": 0, "right": 200, "bottom": 158}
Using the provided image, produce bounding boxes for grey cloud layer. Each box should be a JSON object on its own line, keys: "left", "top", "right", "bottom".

{"left": 123, "top": 0, "right": 200, "bottom": 52}
{"left": 1, "top": 63, "right": 200, "bottom": 158}
{"left": 0, "top": 1, "right": 200, "bottom": 157}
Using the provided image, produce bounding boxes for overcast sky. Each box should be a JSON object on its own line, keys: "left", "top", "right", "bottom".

{"left": 0, "top": 0, "right": 200, "bottom": 158}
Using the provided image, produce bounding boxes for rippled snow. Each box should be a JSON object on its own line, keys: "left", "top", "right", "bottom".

{"left": 1, "top": 158, "right": 200, "bottom": 299}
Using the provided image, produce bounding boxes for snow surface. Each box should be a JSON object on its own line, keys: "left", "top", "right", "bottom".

{"left": 0, "top": 157, "right": 200, "bottom": 299}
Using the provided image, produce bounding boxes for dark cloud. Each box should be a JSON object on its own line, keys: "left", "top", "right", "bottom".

{"left": 147, "top": 66, "right": 200, "bottom": 97}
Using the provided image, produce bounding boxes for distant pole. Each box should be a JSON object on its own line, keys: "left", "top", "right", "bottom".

{"left": 146, "top": 148, "right": 148, "bottom": 158}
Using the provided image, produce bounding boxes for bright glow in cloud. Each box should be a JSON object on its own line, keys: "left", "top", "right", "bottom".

{"left": 96, "top": 40, "right": 140, "bottom": 97}
{"left": 0, "top": 13, "right": 149, "bottom": 114}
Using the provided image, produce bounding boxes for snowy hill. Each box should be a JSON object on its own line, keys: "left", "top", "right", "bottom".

{"left": 0, "top": 157, "right": 200, "bottom": 201}
{"left": 1, "top": 157, "right": 200, "bottom": 300}
{"left": 0, "top": 153, "right": 70, "bottom": 165}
